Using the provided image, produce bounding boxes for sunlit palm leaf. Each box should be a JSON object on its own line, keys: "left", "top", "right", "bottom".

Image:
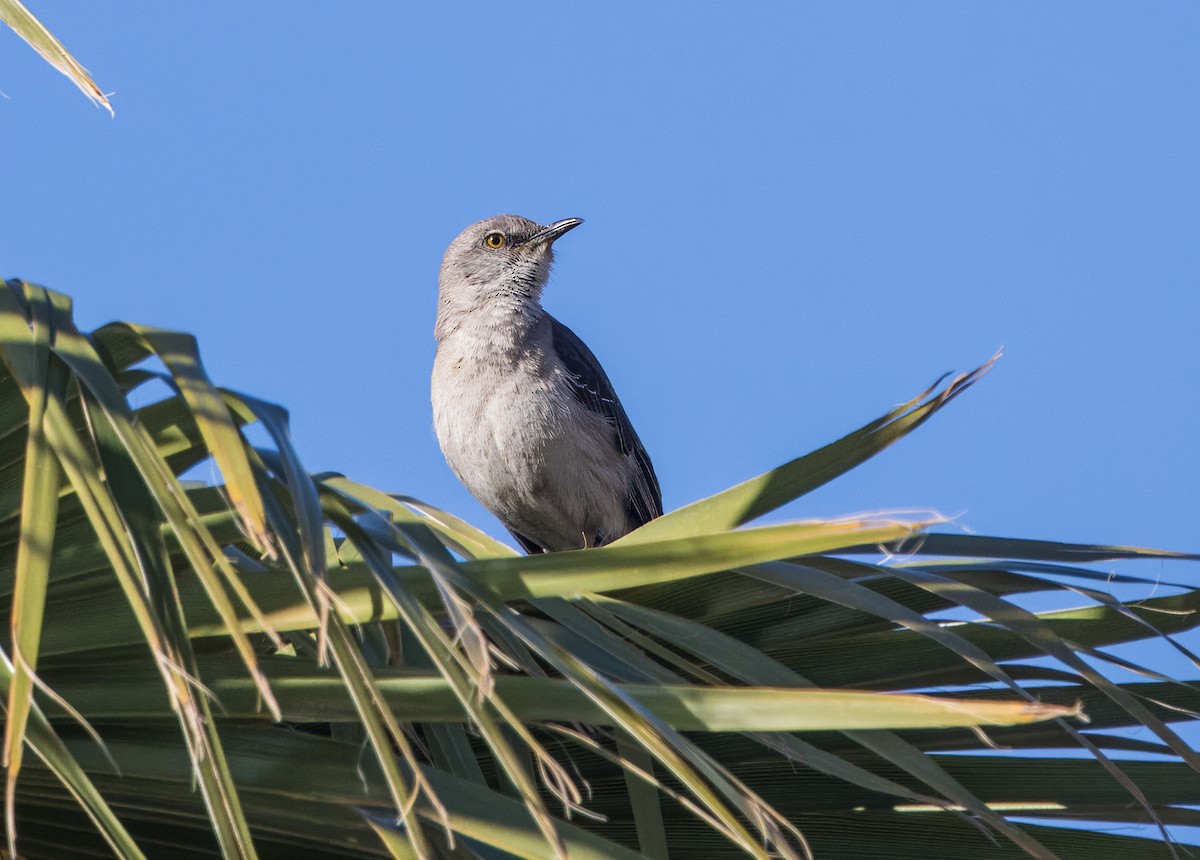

{"left": 0, "top": 0, "right": 111, "bottom": 114}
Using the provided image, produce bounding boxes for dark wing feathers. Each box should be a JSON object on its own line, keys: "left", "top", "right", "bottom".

{"left": 508, "top": 528, "right": 545, "bottom": 555}
{"left": 550, "top": 317, "right": 663, "bottom": 527}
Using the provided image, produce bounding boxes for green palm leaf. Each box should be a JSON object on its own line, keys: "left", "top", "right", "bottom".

{"left": 0, "top": 0, "right": 111, "bottom": 114}
{"left": 0, "top": 278, "right": 1195, "bottom": 858}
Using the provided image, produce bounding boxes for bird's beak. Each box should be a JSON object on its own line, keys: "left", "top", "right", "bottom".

{"left": 528, "top": 218, "right": 583, "bottom": 245}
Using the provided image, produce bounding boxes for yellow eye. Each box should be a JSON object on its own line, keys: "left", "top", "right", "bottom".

{"left": 484, "top": 232, "right": 505, "bottom": 249}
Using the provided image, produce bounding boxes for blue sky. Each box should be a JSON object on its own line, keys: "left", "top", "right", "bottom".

{"left": 3, "top": 3, "right": 1196, "bottom": 554}
{"left": 3, "top": 0, "right": 1199, "bottom": 846}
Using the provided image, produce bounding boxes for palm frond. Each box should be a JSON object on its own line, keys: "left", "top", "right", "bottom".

{"left": 0, "top": 0, "right": 111, "bottom": 114}
{"left": 0, "top": 278, "right": 1195, "bottom": 858}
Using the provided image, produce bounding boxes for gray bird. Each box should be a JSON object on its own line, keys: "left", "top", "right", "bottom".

{"left": 432, "top": 214, "right": 661, "bottom": 553}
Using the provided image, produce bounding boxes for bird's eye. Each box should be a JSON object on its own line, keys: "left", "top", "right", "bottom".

{"left": 484, "top": 232, "right": 506, "bottom": 249}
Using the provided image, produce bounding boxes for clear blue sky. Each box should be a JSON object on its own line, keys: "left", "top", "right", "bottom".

{"left": 2, "top": 5, "right": 1197, "bottom": 558}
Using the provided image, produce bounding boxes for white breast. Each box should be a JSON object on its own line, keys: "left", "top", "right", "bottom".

{"left": 432, "top": 324, "right": 634, "bottom": 551}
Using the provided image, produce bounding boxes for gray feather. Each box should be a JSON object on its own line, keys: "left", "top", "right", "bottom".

{"left": 431, "top": 214, "right": 661, "bottom": 553}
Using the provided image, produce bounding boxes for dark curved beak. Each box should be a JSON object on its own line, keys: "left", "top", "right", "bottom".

{"left": 528, "top": 218, "right": 583, "bottom": 245}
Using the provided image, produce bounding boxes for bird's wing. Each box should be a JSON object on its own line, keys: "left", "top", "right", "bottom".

{"left": 550, "top": 317, "right": 663, "bottom": 527}
{"left": 507, "top": 528, "right": 546, "bottom": 555}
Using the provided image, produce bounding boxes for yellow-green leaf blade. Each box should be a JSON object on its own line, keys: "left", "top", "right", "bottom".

{"left": 0, "top": 0, "right": 111, "bottom": 114}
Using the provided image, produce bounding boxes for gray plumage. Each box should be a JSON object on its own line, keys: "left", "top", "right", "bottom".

{"left": 432, "top": 214, "right": 661, "bottom": 553}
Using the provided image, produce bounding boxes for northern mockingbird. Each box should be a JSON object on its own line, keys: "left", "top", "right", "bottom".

{"left": 432, "top": 214, "right": 662, "bottom": 553}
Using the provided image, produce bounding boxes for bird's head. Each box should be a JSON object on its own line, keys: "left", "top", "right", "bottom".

{"left": 436, "top": 214, "right": 582, "bottom": 337}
